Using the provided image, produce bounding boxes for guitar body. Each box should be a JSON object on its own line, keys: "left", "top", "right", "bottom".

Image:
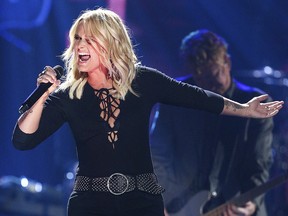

{"left": 200, "top": 194, "right": 225, "bottom": 215}
{"left": 167, "top": 172, "right": 288, "bottom": 216}
{"left": 167, "top": 190, "right": 225, "bottom": 216}
{"left": 168, "top": 190, "right": 210, "bottom": 216}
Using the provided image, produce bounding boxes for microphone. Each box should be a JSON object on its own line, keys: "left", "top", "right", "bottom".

{"left": 18, "top": 65, "right": 64, "bottom": 114}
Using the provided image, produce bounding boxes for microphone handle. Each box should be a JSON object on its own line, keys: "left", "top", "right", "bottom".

{"left": 18, "top": 82, "right": 52, "bottom": 114}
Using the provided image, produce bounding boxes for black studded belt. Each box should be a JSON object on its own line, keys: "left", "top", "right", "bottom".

{"left": 74, "top": 173, "right": 165, "bottom": 195}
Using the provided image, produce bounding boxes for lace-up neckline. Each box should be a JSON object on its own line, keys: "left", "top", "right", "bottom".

{"left": 94, "top": 88, "right": 120, "bottom": 149}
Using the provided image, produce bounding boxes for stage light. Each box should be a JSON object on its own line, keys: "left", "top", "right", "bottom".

{"left": 34, "top": 182, "right": 43, "bottom": 192}
{"left": 66, "top": 172, "right": 74, "bottom": 180}
{"left": 273, "top": 70, "right": 282, "bottom": 78}
{"left": 264, "top": 66, "right": 273, "bottom": 75}
{"left": 20, "top": 177, "right": 28, "bottom": 187}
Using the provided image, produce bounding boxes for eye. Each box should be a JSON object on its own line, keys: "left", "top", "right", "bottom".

{"left": 74, "top": 35, "right": 81, "bottom": 41}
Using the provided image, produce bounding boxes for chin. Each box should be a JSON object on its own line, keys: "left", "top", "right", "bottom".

{"left": 77, "top": 64, "right": 88, "bottom": 72}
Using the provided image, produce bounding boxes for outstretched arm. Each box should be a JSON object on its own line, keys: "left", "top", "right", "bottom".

{"left": 221, "top": 94, "right": 284, "bottom": 118}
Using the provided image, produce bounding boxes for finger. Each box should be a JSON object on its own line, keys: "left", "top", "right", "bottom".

{"left": 223, "top": 205, "right": 228, "bottom": 216}
{"left": 37, "top": 74, "right": 52, "bottom": 85}
{"left": 264, "top": 102, "right": 284, "bottom": 112}
{"left": 38, "top": 70, "right": 46, "bottom": 77}
{"left": 37, "top": 66, "right": 58, "bottom": 84}
{"left": 230, "top": 205, "right": 241, "bottom": 214}
{"left": 44, "top": 66, "right": 58, "bottom": 80}
{"left": 272, "top": 101, "right": 284, "bottom": 107}
{"left": 266, "top": 105, "right": 283, "bottom": 117}
{"left": 225, "top": 204, "right": 235, "bottom": 216}
{"left": 267, "top": 109, "right": 279, "bottom": 117}
{"left": 227, "top": 206, "right": 237, "bottom": 216}
{"left": 254, "top": 94, "right": 269, "bottom": 102}
{"left": 262, "top": 100, "right": 284, "bottom": 107}
{"left": 260, "top": 101, "right": 283, "bottom": 115}
{"left": 37, "top": 67, "right": 48, "bottom": 85}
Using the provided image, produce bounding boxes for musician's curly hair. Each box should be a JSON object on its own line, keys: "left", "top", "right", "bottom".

{"left": 180, "top": 29, "right": 229, "bottom": 74}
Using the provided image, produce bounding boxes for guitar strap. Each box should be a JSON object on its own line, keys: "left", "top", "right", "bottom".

{"left": 209, "top": 121, "right": 242, "bottom": 200}
{"left": 208, "top": 79, "right": 240, "bottom": 198}
{"left": 209, "top": 140, "right": 224, "bottom": 193}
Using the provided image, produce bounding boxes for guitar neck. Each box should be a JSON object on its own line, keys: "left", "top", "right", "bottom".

{"left": 202, "top": 172, "right": 288, "bottom": 216}
{"left": 232, "top": 173, "right": 288, "bottom": 206}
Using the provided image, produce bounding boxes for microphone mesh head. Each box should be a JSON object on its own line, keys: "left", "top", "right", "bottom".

{"left": 53, "top": 65, "right": 64, "bottom": 79}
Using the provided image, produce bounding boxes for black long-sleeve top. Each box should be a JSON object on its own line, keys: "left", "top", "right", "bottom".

{"left": 12, "top": 66, "right": 224, "bottom": 178}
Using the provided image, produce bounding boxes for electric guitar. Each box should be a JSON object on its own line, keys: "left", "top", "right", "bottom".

{"left": 169, "top": 172, "right": 288, "bottom": 216}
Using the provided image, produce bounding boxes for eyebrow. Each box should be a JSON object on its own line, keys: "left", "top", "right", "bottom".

{"left": 74, "top": 34, "right": 82, "bottom": 39}
{"left": 75, "top": 34, "right": 96, "bottom": 40}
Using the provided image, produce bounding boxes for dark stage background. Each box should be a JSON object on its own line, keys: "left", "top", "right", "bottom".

{"left": 0, "top": 0, "right": 288, "bottom": 215}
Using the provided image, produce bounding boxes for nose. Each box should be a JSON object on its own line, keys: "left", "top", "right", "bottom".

{"left": 77, "top": 39, "right": 89, "bottom": 48}
{"left": 79, "top": 40, "right": 85, "bottom": 47}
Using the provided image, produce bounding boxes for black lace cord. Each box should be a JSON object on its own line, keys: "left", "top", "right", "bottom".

{"left": 95, "top": 89, "right": 120, "bottom": 149}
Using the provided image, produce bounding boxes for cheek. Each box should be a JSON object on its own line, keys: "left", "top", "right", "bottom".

{"left": 90, "top": 55, "right": 99, "bottom": 66}
{"left": 91, "top": 46, "right": 103, "bottom": 62}
{"left": 221, "top": 70, "right": 231, "bottom": 83}
{"left": 89, "top": 48, "right": 99, "bottom": 59}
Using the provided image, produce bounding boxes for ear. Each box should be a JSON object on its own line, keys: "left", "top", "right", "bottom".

{"left": 224, "top": 54, "right": 231, "bottom": 69}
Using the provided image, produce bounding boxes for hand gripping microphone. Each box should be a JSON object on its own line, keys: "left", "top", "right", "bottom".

{"left": 18, "top": 65, "right": 64, "bottom": 114}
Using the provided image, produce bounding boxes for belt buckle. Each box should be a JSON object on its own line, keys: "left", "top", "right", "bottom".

{"left": 107, "top": 173, "right": 129, "bottom": 195}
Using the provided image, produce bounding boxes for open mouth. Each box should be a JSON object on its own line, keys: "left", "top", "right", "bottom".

{"left": 79, "top": 53, "right": 91, "bottom": 62}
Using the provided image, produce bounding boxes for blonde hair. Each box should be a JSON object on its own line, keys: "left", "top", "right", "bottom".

{"left": 59, "top": 8, "right": 139, "bottom": 100}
